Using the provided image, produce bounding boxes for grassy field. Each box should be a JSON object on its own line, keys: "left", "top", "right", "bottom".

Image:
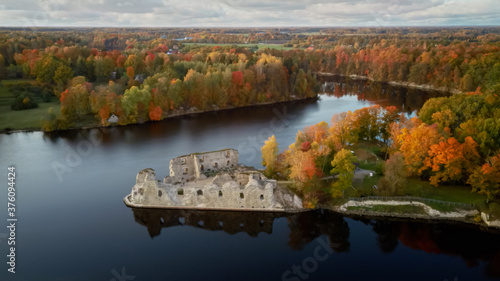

{"left": 182, "top": 42, "right": 299, "bottom": 51}
{"left": 0, "top": 79, "right": 61, "bottom": 130}
{"left": 347, "top": 205, "right": 428, "bottom": 215}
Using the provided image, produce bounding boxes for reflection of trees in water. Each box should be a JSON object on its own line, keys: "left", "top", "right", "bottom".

{"left": 131, "top": 208, "right": 500, "bottom": 277}
{"left": 319, "top": 75, "right": 450, "bottom": 114}
{"left": 131, "top": 208, "right": 351, "bottom": 253}
{"left": 364, "top": 218, "right": 500, "bottom": 278}
{"left": 287, "top": 210, "right": 351, "bottom": 253}
{"left": 371, "top": 220, "right": 401, "bottom": 253}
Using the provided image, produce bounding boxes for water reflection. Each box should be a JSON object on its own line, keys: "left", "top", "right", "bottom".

{"left": 132, "top": 208, "right": 282, "bottom": 238}
{"left": 42, "top": 98, "right": 318, "bottom": 146}
{"left": 132, "top": 208, "right": 500, "bottom": 278}
{"left": 360, "top": 218, "right": 500, "bottom": 278}
{"left": 319, "top": 75, "right": 451, "bottom": 114}
{"left": 131, "top": 208, "right": 352, "bottom": 253}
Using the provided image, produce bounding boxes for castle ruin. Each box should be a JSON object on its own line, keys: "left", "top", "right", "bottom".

{"left": 124, "top": 149, "right": 303, "bottom": 212}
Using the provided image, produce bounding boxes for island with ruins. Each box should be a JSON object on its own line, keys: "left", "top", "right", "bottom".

{"left": 124, "top": 149, "right": 304, "bottom": 212}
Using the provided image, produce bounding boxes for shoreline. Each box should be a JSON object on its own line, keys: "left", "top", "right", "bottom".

{"left": 316, "top": 72, "right": 463, "bottom": 94}
{"left": 0, "top": 95, "right": 319, "bottom": 135}
{"left": 321, "top": 203, "right": 500, "bottom": 231}
{"left": 334, "top": 208, "right": 500, "bottom": 233}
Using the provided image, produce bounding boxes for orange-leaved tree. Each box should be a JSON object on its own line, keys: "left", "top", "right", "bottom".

{"left": 398, "top": 119, "right": 442, "bottom": 176}
{"left": 468, "top": 152, "right": 500, "bottom": 202}
{"left": 424, "top": 136, "right": 480, "bottom": 186}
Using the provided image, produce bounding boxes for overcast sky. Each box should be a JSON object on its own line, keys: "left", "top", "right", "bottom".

{"left": 0, "top": 0, "right": 499, "bottom": 27}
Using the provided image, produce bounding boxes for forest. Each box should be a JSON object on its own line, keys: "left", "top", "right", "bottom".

{"left": 1, "top": 27, "right": 500, "bottom": 131}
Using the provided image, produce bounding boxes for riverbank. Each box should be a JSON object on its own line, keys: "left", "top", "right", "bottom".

{"left": 316, "top": 72, "right": 464, "bottom": 94}
{"left": 321, "top": 199, "right": 500, "bottom": 231}
{"left": 0, "top": 95, "right": 319, "bottom": 134}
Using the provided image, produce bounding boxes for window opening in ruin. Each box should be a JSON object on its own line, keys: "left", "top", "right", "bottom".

{"left": 197, "top": 190, "right": 203, "bottom": 196}
{"left": 178, "top": 189, "right": 184, "bottom": 195}
{"left": 240, "top": 193, "right": 244, "bottom": 199}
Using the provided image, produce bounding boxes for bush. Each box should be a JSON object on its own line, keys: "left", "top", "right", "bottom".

{"left": 10, "top": 94, "right": 38, "bottom": 110}
{"left": 41, "top": 89, "right": 52, "bottom": 102}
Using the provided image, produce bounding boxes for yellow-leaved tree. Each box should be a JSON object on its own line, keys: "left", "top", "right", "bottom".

{"left": 330, "top": 149, "right": 357, "bottom": 198}
{"left": 261, "top": 135, "right": 279, "bottom": 177}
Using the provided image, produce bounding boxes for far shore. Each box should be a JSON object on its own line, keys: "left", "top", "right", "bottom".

{"left": 0, "top": 95, "right": 318, "bottom": 135}
{"left": 2, "top": 72, "right": 462, "bottom": 135}
{"left": 316, "top": 72, "right": 464, "bottom": 95}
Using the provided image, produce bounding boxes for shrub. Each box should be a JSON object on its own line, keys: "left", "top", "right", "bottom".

{"left": 41, "top": 89, "right": 52, "bottom": 102}
{"left": 10, "top": 94, "right": 38, "bottom": 110}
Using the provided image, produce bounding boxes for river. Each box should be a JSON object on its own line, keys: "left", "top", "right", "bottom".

{"left": 0, "top": 77, "right": 499, "bottom": 280}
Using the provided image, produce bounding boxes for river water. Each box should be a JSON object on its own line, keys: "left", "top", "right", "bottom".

{"left": 1, "top": 77, "right": 499, "bottom": 280}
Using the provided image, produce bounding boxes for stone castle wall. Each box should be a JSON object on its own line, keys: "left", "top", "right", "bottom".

{"left": 127, "top": 168, "right": 303, "bottom": 211}
{"left": 168, "top": 149, "right": 239, "bottom": 182}
{"left": 125, "top": 149, "right": 303, "bottom": 212}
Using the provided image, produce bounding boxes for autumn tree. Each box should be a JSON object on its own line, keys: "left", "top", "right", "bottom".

{"left": 424, "top": 136, "right": 480, "bottom": 186}
{"left": 467, "top": 153, "right": 500, "bottom": 202}
{"left": 398, "top": 121, "right": 442, "bottom": 176}
{"left": 126, "top": 66, "right": 135, "bottom": 80}
{"left": 94, "top": 56, "right": 114, "bottom": 82}
{"left": 378, "top": 152, "right": 407, "bottom": 195}
{"left": 380, "top": 106, "right": 401, "bottom": 144}
{"left": 328, "top": 111, "right": 358, "bottom": 150}
{"left": 34, "top": 54, "right": 67, "bottom": 84}
{"left": 121, "top": 86, "right": 152, "bottom": 123}
{"left": 53, "top": 64, "right": 73, "bottom": 94}
{"left": 148, "top": 102, "right": 163, "bottom": 121}
{"left": 261, "top": 135, "right": 279, "bottom": 177}
{"left": 288, "top": 144, "right": 320, "bottom": 183}
{"left": 60, "top": 83, "right": 92, "bottom": 122}
{"left": 352, "top": 105, "right": 381, "bottom": 141}
{"left": 330, "top": 149, "right": 357, "bottom": 198}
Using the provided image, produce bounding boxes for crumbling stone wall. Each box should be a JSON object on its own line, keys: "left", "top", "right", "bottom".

{"left": 168, "top": 149, "right": 239, "bottom": 182}
{"left": 127, "top": 169, "right": 302, "bottom": 211}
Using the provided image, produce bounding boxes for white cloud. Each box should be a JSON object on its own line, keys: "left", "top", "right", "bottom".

{"left": 0, "top": 0, "right": 497, "bottom": 27}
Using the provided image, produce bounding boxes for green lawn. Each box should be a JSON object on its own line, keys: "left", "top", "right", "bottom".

{"left": 0, "top": 79, "right": 61, "bottom": 130}
{"left": 403, "top": 178, "right": 486, "bottom": 207}
{"left": 347, "top": 204, "right": 427, "bottom": 215}
{"left": 0, "top": 102, "right": 61, "bottom": 130}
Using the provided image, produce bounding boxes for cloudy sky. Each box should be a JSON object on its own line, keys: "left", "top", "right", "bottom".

{"left": 1, "top": 0, "right": 499, "bottom": 27}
